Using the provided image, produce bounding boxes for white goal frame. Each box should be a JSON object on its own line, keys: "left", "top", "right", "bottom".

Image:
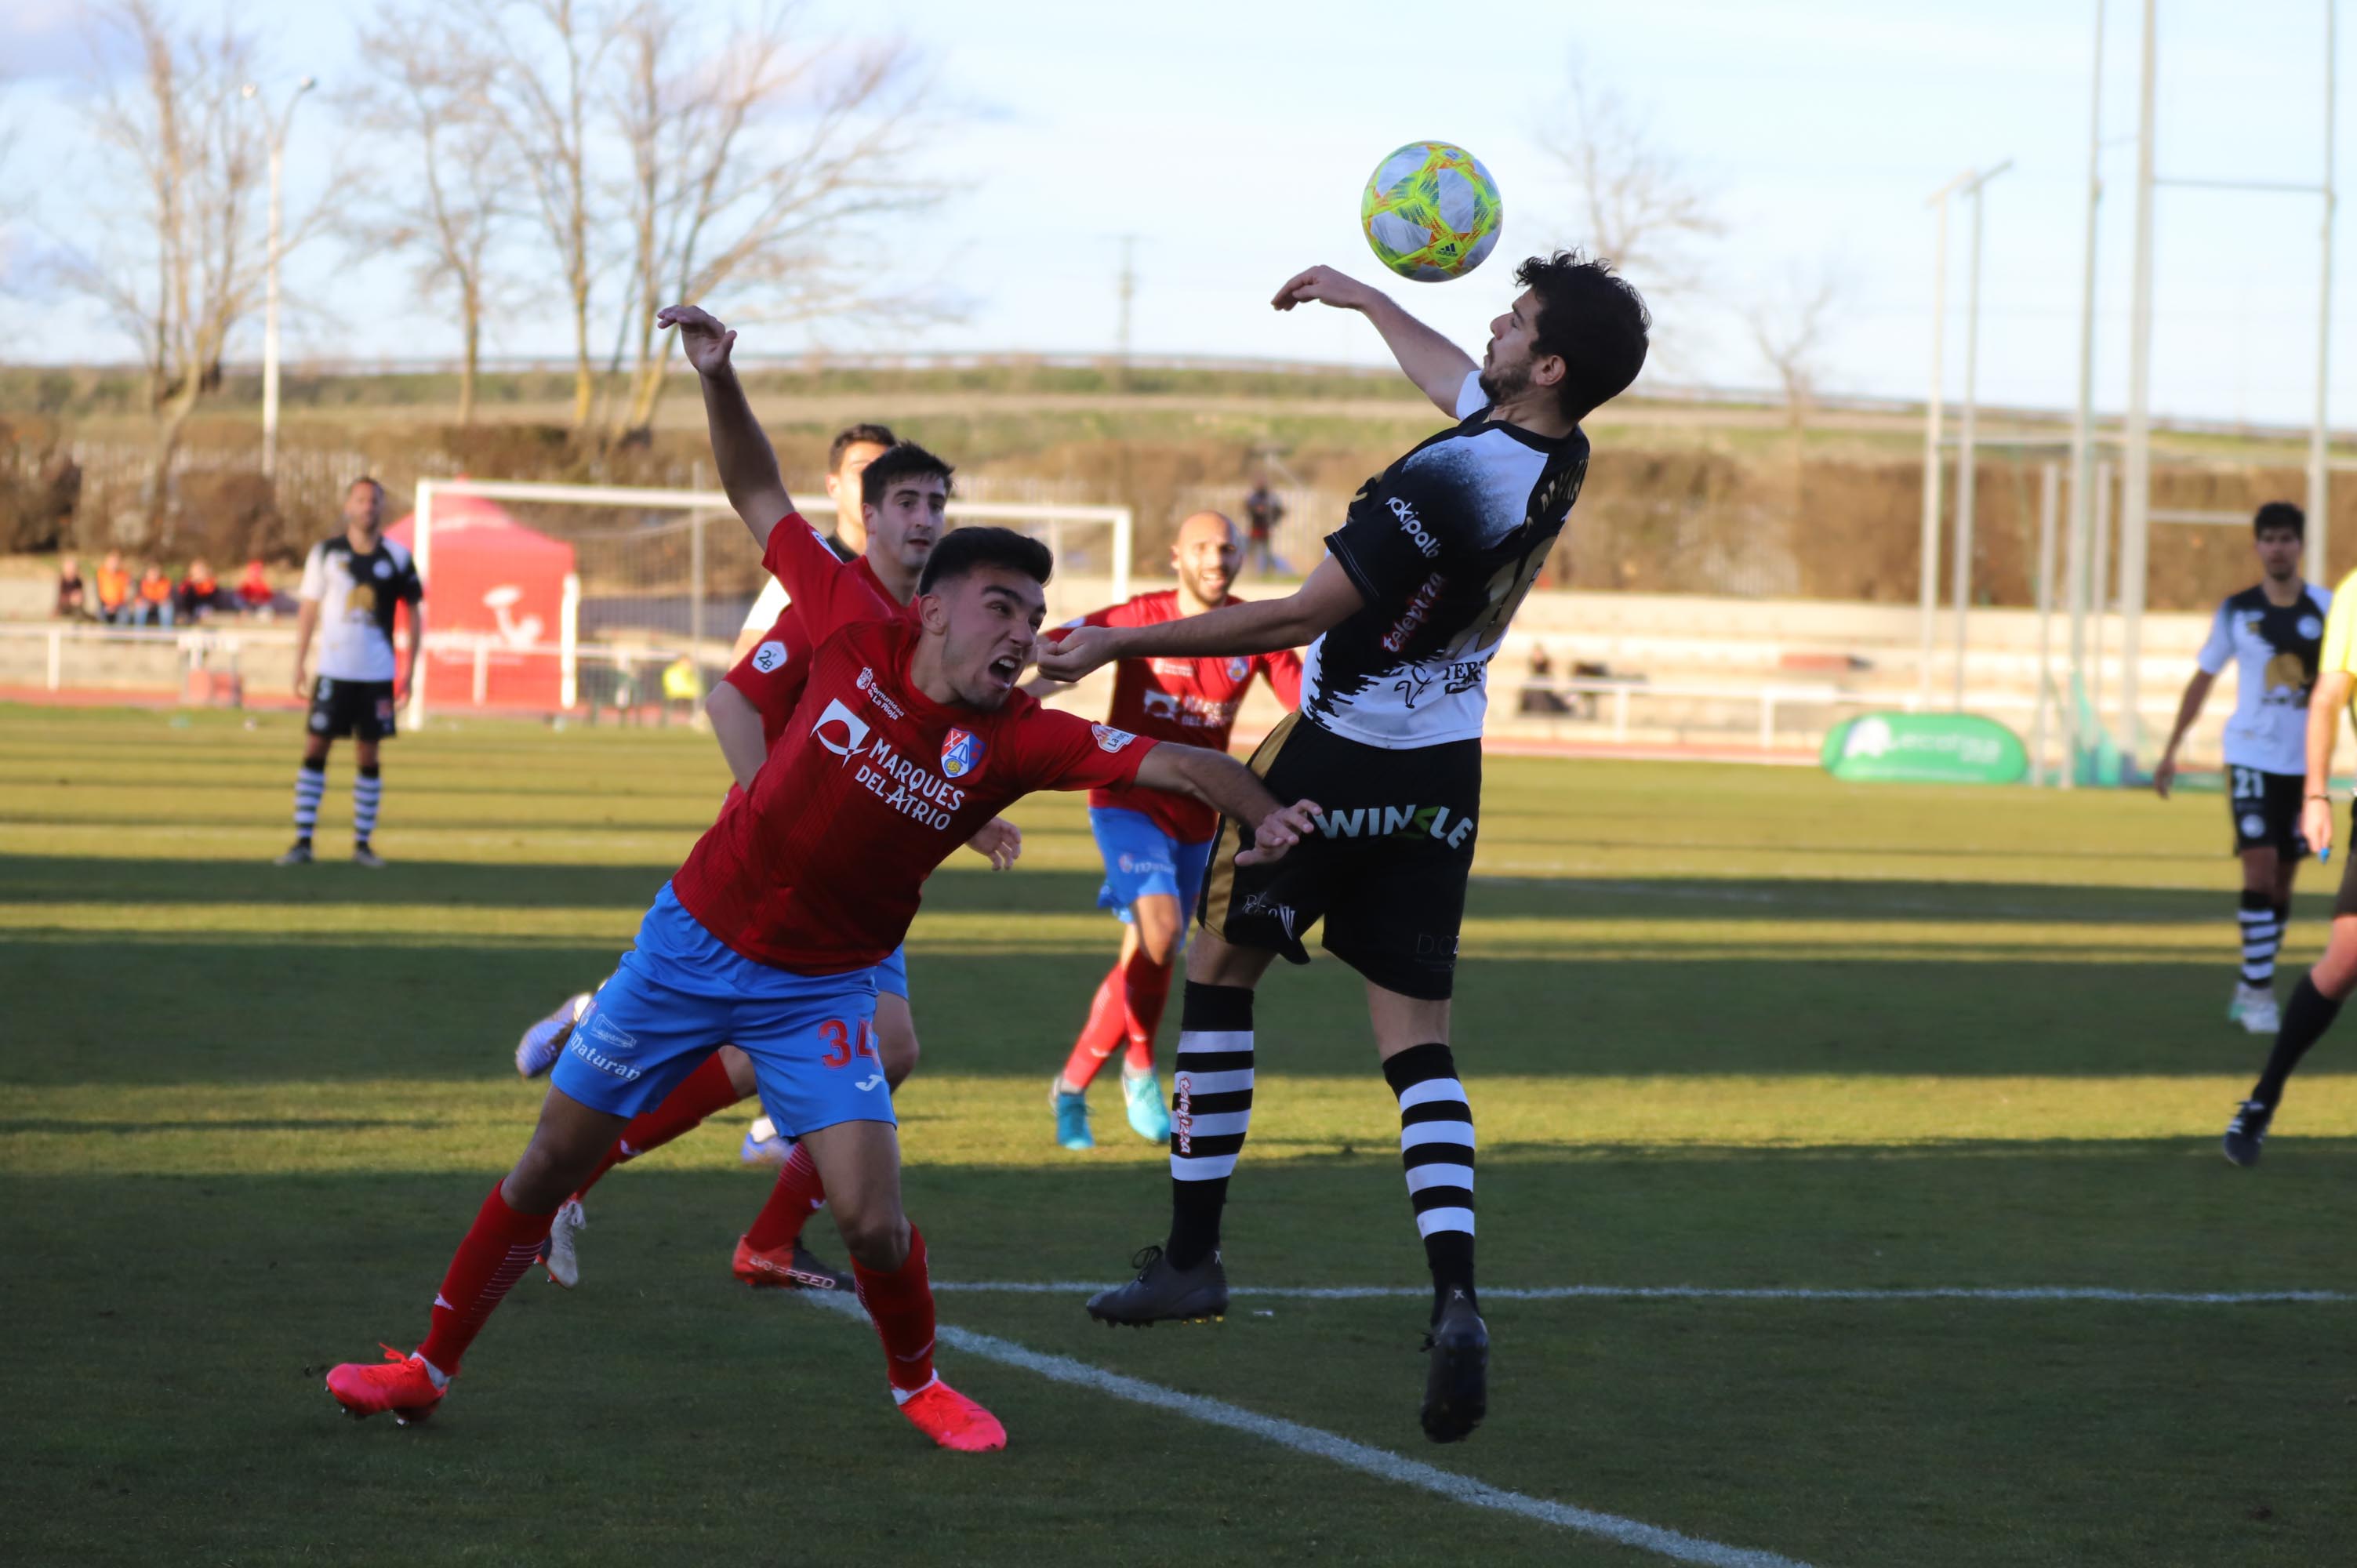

{"left": 405, "top": 477, "right": 1132, "bottom": 728}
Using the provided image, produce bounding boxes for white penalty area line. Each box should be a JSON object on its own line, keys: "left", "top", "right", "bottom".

{"left": 796, "top": 1290, "right": 1808, "bottom": 1568}
{"left": 926, "top": 1282, "right": 2357, "bottom": 1306}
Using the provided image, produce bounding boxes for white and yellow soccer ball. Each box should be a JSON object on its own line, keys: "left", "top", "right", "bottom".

{"left": 1360, "top": 141, "right": 1503, "bottom": 282}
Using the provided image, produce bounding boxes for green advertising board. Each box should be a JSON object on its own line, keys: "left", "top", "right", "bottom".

{"left": 1821, "top": 712, "right": 2028, "bottom": 785}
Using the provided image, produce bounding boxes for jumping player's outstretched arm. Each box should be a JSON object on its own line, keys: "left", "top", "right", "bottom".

{"left": 1272, "top": 265, "right": 1477, "bottom": 416}
{"left": 1132, "top": 743, "right": 1320, "bottom": 866}
{"left": 1037, "top": 555, "right": 1364, "bottom": 683}
{"left": 659, "top": 303, "right": 796, "bottom": 550}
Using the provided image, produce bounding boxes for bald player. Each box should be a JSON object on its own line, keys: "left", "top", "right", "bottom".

{"left": 1026, "top": 513, "right": 1304, "bottom": 1149}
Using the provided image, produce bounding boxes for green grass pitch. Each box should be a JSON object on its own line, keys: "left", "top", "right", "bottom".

{"left": 5, "top": 705, "right": 2355, "bottom": 1566}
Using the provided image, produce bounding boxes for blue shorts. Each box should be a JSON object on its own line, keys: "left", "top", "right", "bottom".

{"left": 874, "top": 943, "right": 909, "bottom": 1000}
{"left": 1091, "top": 807, "right": 1214, "bottom": 925}
{"left": 550, "top": 884, "right": 895, "bottom": 1137}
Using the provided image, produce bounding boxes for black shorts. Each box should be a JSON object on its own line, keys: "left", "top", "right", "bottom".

{"left": 2226, "top": 766, "right": 2306, "bottom": 858}
{"left": 307, "top": 676, "right": 398, "bottom": 742}
{"left": 1197, "top": 713, "right": 1479, "bottom": 1001}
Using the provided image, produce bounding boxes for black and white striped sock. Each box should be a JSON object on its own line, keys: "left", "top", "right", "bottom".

{"left": 354, "top": 764, "right": 383, "bottom": 844}
{"left": 292, "top": 762, "right": 325, "bottom": 844}
{"left": 1383, "top": 1042, "right": 1476, "bottom": 1320}
{"left": 1165, "top": 982, "right": 1253, "bottom": 1270}
{"left": 2239, "top": 890, "right": 2281, "bottom": 987}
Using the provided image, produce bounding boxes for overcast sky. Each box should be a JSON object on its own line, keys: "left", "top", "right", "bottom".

{"left": 4, "top": 0, "right": 2352, "bottom": 427}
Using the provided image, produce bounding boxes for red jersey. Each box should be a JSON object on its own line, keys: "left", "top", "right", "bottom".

{"left": 723, "top": 554, "right": 900, "bottom": 746}
{"left": 671, "top": 514, "right": 1160, "bottom": 973}
{"left": 1070, "top": 590, "right": 1303, "bottom": 842}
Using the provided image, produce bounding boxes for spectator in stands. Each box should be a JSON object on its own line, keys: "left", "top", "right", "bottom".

{"left": 1520, "top": 641, "right": 1571, "bottom": 716}
{"left": 237, "top": 558, "right": 276, "bottom": 616}
{"left": 175, "top": 557, "right": 223, "bottom": 622}
{"left": 95, "top": 552, "right": 133, "bottom": 624}
{"left": 135, "top": 562, "right": 176, "bottom": 627}
{"left": 55, "top": 558, "right": 87, "bottom": 619}
{"left": 1244, "top": 480, "right": 1285, "bottom": 574}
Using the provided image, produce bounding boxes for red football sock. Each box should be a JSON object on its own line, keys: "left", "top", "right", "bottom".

{"left": 743, "top": 1142, "right": 827, "bottom": 1251}
{"left": 575, "top": 1052, "right": 743, "bottom": 1199}
{"left": 852, "top": 1224, "right": 936, "bottom": 1397}
{"left": 1060, "top": 965, "right": 1128, "bottom": 1090}
{"left": 416, "top": 1180, "right": 556, "bottom": 1377}
{"left": 1120, "top": 946, "right": 1175, "bottom": 1075}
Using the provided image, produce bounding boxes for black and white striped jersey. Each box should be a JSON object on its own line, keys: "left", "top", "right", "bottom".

{"left": 1302, "top": 371, "right": 1589, "bottom": 750}
{"left": 298, "top": 535, "right": 424, "bottom": 682}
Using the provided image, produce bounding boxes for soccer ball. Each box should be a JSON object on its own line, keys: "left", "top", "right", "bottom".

{"left": 1360, "top": 142, "right": 1502, "bottom": 282}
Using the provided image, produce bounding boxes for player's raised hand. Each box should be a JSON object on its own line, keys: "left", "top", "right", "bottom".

{"left": 1035, "top": 622, "right": 1121, "bottom": 682}
{"left": 1236, "top": 798, "right": 1321, "bottom": 866}
{"left": 656, "top": 304, "right": 736, "bottom": 377}
{"left": 1272, "top": 265, "right": 1376, "bottom": 314}
{"left": 2304, "top": 793, "right": 2335, "bottom": 860}
{"left": 965, "top": 817, "right": 1023, "bottom": 871}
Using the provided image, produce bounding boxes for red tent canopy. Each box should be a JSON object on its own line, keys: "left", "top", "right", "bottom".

{"left": 388, "top": 490, "right": 578, "bottom": 710}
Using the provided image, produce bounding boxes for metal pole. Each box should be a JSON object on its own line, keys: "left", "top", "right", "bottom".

{"left": 244, "top": 77, "right": 312, "bottom": 484}
{"left": 2092, "top": 459, "right": 2114, "bottom": 746}
{"left": 2035, "top": 463, "right": 2061, "bottom": 785}
{"left": 1919, "top": 179, "right": 1965, "bottom": 706}
{"left": 2067, "top": 0, "right": 2108, "bottom": 789}
{"left": 1953, "top": 184, "right": 1986, "bottom": 710}
{"left": 2311, "top": 0, "right": 2338, "bottom": 588}
{"left": 690, "top": 511, "right": 706, "bottom": 654}
{"left": 2119, "top": 0, "right": 2159, "bottom": 771}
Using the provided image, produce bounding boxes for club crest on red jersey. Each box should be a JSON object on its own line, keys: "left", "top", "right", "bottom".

{"left": 941, "top": 727, "right": 985, "bottom": 779}
{"left": 1226, "top": 656, "right": 1250, "bottom": 681}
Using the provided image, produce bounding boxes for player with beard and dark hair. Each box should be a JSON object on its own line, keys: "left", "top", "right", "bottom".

{"left": 1040, "top": 251, "right": 1648, "bottom": 1443}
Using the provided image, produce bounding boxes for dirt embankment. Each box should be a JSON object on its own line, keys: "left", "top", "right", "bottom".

{"left": 4, "top": 410, "right": 2334, "bottom": 611}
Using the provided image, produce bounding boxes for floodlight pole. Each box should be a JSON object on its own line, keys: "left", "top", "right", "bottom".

{"left": 2119, "top": 0, "right": 2158, "bottom": 771}
{"left": 1919, "top": 169, "right": 1977, "bottom": 707}
{"left": 2065, "top": 0, "right": 2108, "bottom": 790}
{"left": 1952, "top": 159, "right": 2013, "bottom": 712}
{"left": 242, "top": 75, "right": 314, "bottom": 484}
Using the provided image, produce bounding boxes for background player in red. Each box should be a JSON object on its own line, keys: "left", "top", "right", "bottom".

{"left": 513, "top": 445, "right": 1022, "bottom": 1295}
{"left": 325, "top": 301, "right": 1319, "bottom": 1454}
{"left": 1026, "top": 510, "right": 1302, "bottom": 1150}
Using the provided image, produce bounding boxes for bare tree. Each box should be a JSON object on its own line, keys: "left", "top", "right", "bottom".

{"left": 1747, "top": 263, "right": 1847, "bottom": 434}
{"left": 601, "top": 0, "right": 942, "bottom": 436}
{"left": 1542, "top": 64, "right": 1721, "bottom": 303}
{"left": 352, "top": 10, "right": 518, "bottom": 426}
{"left": 458, "top": 0, "right": 612, "bottom": 429}
{"left": 55, "top": 2, "right": 319, "bottom": 530}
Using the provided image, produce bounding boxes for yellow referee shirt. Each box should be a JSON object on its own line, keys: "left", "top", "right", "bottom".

{"left": 2319, "top": 566, "right": 2357, "bottom": 717}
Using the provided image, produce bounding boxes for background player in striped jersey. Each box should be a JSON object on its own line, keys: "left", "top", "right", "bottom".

{"left": 2152, "top": 502, "right": 2330, "bottom": 1034}
{"left": 513, "top": 445, "right": 1022, "bottom": 1294}
{"left": 2224, "top": 552, "right": 2357, "bottom": 1163}
{"left": 1040, "top": 252, "right": 1648, "bottom": 1443}
{"left": 274, "top": 478, "right": 425, "bottom": 868}
{"left": 1026, "top": 510, "right": 1302, "bottom": 1150}
{"left": 324, "top": 301, "right": 1318, "bottom": 1452}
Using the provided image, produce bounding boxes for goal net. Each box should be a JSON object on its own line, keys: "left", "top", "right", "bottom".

{"left": 398, "top": 477, "right": 1131, "bottom": 726}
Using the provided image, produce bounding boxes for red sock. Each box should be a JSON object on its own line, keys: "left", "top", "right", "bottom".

{"left": 852, "top": 1225, "right": 936, "bottom": 1396}
{"left": 1060, "top": 965, "right": 1128, "bottom": 1089}
{"left": 416, "top": 1181, "right": 555, "bottom": 1377}
{"left": 576, "top": 1052, "right": 744, "bottom": 1199}
{"left": 1120, "top": 947, "right": 1175, "bottom": 1075}
{"left": 743, "top": 1142, "right": 826, "bottom": 1251}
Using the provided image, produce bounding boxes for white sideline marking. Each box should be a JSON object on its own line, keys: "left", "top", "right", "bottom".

{"left": 798, "top": 1291, "right": 1808, "bottom": 1568}
{"left": 926, "top": 1282, "right": 2356, "bottom": 1305}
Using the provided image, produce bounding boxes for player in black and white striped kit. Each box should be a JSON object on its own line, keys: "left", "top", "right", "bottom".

{"left": 276, "top": 477, "right": 425, "bottom": 868}
{"left": 1039, "top": 252, "right": 1649, "bottom": 1443}
{"left": 2152, "top": 503, "right": 2330, "bottom": 1034}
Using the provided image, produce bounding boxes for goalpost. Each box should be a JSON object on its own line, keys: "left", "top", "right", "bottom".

{"left": 403, "top": 477, "right": 1132, "bottom": 729}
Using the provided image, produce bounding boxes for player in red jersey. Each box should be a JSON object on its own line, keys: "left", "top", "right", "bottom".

{"left": 325, "top": 303, "right": 1319, "bottom": 1451}
{"left": 515, "top": 445, "right": 1023, "bottom": 1297}
{"left": 1028, "top": 510, "right": 1303, "bottom": 1149}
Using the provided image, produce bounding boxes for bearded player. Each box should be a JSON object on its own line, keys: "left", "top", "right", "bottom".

{"left": 511, "top": 445, "right": 1023, "bottom": 1295}
{"left": 2152, "top": 502, "right": 2330, "bottom": 1035}
{"left": 729, "top": 422, "right": 899, "bottom": 663}
{"left": 324, "top": 303, "right": 1318, "bottom": 1451}
{"left": 1026, "top": 510, "right": 1302, "bottom": 1150}
{"left": 1040, "top": 253, "right": 1649, "bottom": 1443}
